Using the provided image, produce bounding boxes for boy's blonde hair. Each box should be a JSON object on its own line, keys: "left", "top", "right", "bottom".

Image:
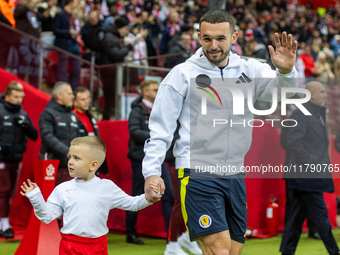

{"left": 70, "top": 136, "right": 106, "bottom": 166}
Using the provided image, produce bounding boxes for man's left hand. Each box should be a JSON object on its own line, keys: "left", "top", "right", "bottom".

{"left": 268, "top": 31, "right": 298, "bottom": 74}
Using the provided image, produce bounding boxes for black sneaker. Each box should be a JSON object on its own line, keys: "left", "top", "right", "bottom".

{"left": 3, "top": 228, "right": 14, "bottom": 239}
{"left": 126, "top": 235, "right": 144, "bottom": 245}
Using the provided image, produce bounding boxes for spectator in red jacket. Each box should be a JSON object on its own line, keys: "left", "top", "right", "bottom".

{"left": 299, "top": 45, "right": 317, "bottom": 82}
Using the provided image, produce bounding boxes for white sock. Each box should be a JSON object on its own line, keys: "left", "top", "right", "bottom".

{"left": 168, "top": 241, "right": 178, "bottom": 248}
{"left": 183, "top": 231, "right": 189, "bottom": 238}
{"left": 1, "top": 217, "right": 10, "bottom": 231}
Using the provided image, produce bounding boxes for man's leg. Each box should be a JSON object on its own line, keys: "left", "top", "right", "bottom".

{"left": 68, "top": 56, "right": 81, "bottom": 90}
{"left": 126, "top": 160, "right": 145, "bottom": 244}
{"left": 57, "top": 52, "right": 68, "bottom": 83}
{"left": 224, "top": 176, "right": 247, "bottom": 254}
{"left": 306, "top": 210, "right": 320, "bottom": 239}
{"left": 101, "top": 67, "right": 116, "bottom": 120}
{"left": 197, "top": 230, "right": 243, "bottom": 255}
{"left": 0, "top": 163, "right": 11, "bottom": 220}
{"left": 160, "top": 163, "right": 174, "bottom": 235}
{"left": 286, "top": 183, "right": 319, "bottom": 239}
{"left": 302, "top": 192, "right": 339, "bottom": 255}
{"left": 165, "top": 165, "right": 195, "bottom": 255}
{"left": 178, "top": 169, "right": 243, "bottom": 255}
{"left": 230, "top": 240, "right": 244, "bottom": 255}
{"left": 168, "top": 165, "right": 183, "bottom": 241}
{"left": 284, "top": 182, "right": 293, "bottom": 225}
{"left": 0, "top": 162, "right": 19, "bottom": 239}
{"left": 280, "top": 190, "right": 307, "bottom": 254}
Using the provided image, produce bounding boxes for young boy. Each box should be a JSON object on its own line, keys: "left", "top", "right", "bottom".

{"left": 20, "top": 136, "right": 156, "bottom": 255}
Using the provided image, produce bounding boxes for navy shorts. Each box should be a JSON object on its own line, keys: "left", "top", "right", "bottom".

{"left": 177, "top": 168, "right": 247, "bottom": 243}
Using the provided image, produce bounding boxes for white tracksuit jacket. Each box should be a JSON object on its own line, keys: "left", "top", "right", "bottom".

{"left": 142, "top": 48, "right": 298, "bottom": 177}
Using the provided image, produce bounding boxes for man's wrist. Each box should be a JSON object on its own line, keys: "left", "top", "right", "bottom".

{"left": 144, "top": 173, "right": 161, "bottom": 180}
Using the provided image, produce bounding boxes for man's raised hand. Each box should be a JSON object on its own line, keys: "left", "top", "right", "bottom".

{"left": 268, "top": 32, "right": 298, "bottom": 74}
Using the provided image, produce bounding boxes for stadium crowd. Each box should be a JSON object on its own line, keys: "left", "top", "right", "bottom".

{"left": 1, "top": 0, "right": 340, "bottom": 87}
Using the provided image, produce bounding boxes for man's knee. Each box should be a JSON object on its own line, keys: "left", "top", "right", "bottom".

{"left": 198, "top": 242, "right": 230, "bottom": 255}
{"left": 197, "top": 231, "right": 231, "bottom": 255}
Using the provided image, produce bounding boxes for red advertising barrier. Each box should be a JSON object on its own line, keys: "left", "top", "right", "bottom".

{"left": 296, "top": 0, "right": 335, "bottom": 10}
{"left": 15, "top": 160, "right": 61, "bottom": 255}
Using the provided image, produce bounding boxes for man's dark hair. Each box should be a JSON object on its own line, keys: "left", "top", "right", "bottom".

{"left": 199, "top": 9, "right": 235, "bottom": 34}
{"left": 73, "top": 86, "right": 89, "bottom": 100}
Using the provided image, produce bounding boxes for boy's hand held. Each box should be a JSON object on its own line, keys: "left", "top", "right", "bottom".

{"left": 150, "top": 181, "right": 161, "bottom": 194}
{"left": 145, "top": 175, "right": 164, "bottom": 203}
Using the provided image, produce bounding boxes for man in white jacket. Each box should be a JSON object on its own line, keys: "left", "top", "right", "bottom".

{"left": 143, "top": 9, "right": 298, "bottom": 255}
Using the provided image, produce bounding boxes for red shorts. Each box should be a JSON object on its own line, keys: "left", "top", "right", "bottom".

{"left": 60, "top": 234, "right": 108, "bottom": 255}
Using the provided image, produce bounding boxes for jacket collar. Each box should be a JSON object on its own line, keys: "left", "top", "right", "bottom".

{"left": 304, "top": 101, "right": 326, "bottom": 118}
{"left": 0, "top": 94, "right": 22, "bottom": 113}
{"left": 187, "top": 47, "right": 242, "bottom": 71}
{"left": 46, "top": 98, "right": 73, "bottom": 112}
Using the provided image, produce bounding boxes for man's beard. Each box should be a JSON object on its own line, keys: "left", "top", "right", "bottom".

{"left": 203, "top": 48, "right": 229, "bottom": 65}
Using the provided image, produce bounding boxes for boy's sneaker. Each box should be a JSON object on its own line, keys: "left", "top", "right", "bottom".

{"left": 178, "top": 231, "right": 203, "bottom": 255}
{"left": 164, "top": 242, "right": 188, "bottom": 255}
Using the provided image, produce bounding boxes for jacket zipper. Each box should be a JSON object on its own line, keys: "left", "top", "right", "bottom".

{"left": 217, "top": 67, "right": 229, "bottom": 170}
